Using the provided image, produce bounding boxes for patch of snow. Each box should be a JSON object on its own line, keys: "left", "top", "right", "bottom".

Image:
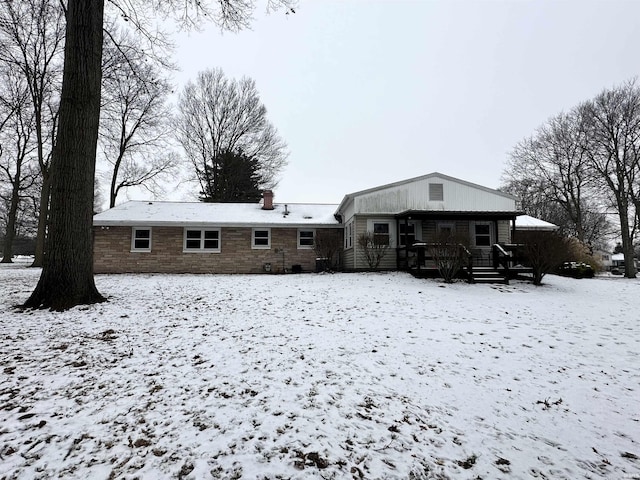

{"left": 1, "top": 267, "right": 639, "bottom": 479}
{"left": 93, "top": 201, "right": 340, "bottom": 227}
{"left": 515, "top": 214, "right": 559, "bottom": 230}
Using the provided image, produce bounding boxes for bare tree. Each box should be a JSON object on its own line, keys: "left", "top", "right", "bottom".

{"left": 0, "top": 70, "right": 38, "bottom": 262}
{"left": 313, "top": 229, "right": 342, "bottom": 271}
{"left": 22, "top": 0, "right": 296, "bottom": 310}
{"left": 518, "top": 230, "right": 571, "bottom": 286}
{"left": 0, "top": 0, "right": 64, "bottom": 267}
{"left": 503, "top": 109, "right": 610, "bottom": 250}
{"left": 99, "top": 26, "right": 178, "bottom": 208}
{"left": 580, "top": 80, "right": 640, "bottom": 278}
{"left": 176, "top": 68, "right": 288, "bottom": 201}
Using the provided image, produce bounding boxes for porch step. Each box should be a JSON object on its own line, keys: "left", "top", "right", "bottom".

{"left": 470, "top": 267, "right": 508, "bottom": 284}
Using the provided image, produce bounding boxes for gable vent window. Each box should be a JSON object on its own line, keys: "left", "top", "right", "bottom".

{"left": 429, "top": 183, "right": 444, "bottom": 201}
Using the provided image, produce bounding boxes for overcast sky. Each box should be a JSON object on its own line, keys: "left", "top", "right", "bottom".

{"left": 168, "top": 0, "right": 640, "bottom": 205}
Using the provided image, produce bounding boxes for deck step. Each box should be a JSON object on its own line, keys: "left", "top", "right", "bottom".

{"left": 470, "top": 268, "right": 508, "bottom": 284}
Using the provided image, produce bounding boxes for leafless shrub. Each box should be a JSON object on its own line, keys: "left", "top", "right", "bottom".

{"left": 357, "top": 231, "right": 390, "bottom": 269}
{"left": 519, "top": 230, "right": 571, "bottom": 285}
{"left": 313, "top": 230, "right": 342, "bottom": 271}
{"left": 427, "top": 232, "right": 470, "bottom": 283}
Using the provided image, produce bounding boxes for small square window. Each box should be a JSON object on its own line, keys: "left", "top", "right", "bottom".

{"left": 298, "top": 229, "right": 315, "bottom": 248}
{"left": 131, "top": 228, "right": 151, "bottom": 252}
{"left": 252, "top": 228, "right": 271, "bottom": 249}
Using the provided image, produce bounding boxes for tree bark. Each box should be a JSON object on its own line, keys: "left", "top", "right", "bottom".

{"left": 24, "top": 0, "right": 105, "bottom": 309}
{"left": 31, "top": 171, "right": 50, "bottom": 267}
{"left": 1, "top": 179, "right": 20, "bottom": 263}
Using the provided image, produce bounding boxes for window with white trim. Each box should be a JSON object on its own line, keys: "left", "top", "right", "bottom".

{"left": 373, "top": 222, "right": 391, "bottom": 246}
{"left": 131, "top": 227, "right": 151, "bottom": 252}
{"left": 366, "top": 219, "right": 394, "bottom": 247}
{"left": 298, "top": 229, "right": 315, "bottom": 249}
{"left": 345, "top": 221, "right": 353, "bottom": 249}
{"left": 183, "top": 228, "right": 220, "bottom": 252}
{"left": 474, "top": 223, "right": 491, "bottom": 247}
{"left": 252, "top": 228, "right": 271, "bottom": 249}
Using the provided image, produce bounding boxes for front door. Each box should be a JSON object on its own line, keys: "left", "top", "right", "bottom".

{"left": 472, "top": 221, "right": 493, "bottom": 265}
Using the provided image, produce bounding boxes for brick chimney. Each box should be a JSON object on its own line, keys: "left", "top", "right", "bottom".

{"left": 262, "top": 190, "right": 274, "bottom": 210}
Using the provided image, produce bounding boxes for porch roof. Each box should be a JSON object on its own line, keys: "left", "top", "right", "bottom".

{"left": 394, "top": 210, "right": 522, "bottom": 220}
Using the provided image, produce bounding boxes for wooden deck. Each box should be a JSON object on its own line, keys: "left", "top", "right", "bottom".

{"left": 406, "top": 243, "right": 534, "bottom": 284}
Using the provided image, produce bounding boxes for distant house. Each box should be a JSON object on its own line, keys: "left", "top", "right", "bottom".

{"left": 93, "top": 191, "right": 341, "bottom": 274}
{"left": 93, "top": 173, "right": 551, "bottom": 277}
{"left": 609, "top": 253, "right": 640, "bottom": 272}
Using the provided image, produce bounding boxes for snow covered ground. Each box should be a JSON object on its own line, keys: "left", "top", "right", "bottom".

{"left": 1, "top": 264, "right": 639, "bottom": 479}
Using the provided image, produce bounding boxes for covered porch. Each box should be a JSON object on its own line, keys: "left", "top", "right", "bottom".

{"left": 393, "top": 210, "right": 531, "bottom": 283}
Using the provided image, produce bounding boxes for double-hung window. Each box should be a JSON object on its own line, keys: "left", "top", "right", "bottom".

{"left": 474, "top": 223, "right": 491, "bottom": 247}
{"left": 373, "top": 222, "right": 391, "bottom": 246}
{"left": 298, "top": 229, "right": 315, "bottom": 249}
{"left": 183, "top": 228, "right": 220, "bottom": 252}
{"left": 131, "top": 227, "right": 151, "bottom": 252}
{"left": 252, "top": 228, "right": 271, "bottom": 249}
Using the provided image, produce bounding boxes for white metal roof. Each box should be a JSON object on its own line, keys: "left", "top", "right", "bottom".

{"left": 515, "top": 214, "right": 559, "bottom": 230}
{"left": 93, "top": 201, "right": 341, "bottom": 227}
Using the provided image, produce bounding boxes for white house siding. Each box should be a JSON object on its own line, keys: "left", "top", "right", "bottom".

{"left": 347, "top": 215, "right": 396, "bottom": 270}
{"left": 352, "top": 175, "right": 516, "bottom": 214}
{"left": 342, "top": 216, "right": 355, "bottom": 270}
{"left": 497, "top": 220, "right": 512, "bottom": 243}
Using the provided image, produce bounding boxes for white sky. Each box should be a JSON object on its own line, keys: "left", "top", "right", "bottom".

{"left": 166, "top": 0, "right": 640, "bottom": 204}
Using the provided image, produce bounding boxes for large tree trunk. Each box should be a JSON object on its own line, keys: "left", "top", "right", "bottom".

{"left": 24, "top": 0, "right": 105, "bottom": 310}
{"left": 617, "top": 201, "right": 637, "bottom": 278}
{"left": 31, "top": 172, "right": 50, "bottom": 267}
{"left": 1, "top": 184, "right": 20, "bottom": 263}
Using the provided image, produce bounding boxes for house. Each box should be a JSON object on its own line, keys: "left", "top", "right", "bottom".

{"left": 92, "top": 191, "right": 342, "bottom": 274}
{"left": 93, "top": 173, "right": 546, "bottom": 278}
{"left": 335, "top": 172, "right": 522, "bottom": 272}
{"left": 609, "top": 253, "right": 640, "bottom": 273}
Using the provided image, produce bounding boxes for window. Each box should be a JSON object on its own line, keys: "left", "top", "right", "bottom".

{"left": 429, "top": 183, "right": 444, "bottom": 201}
{"left": 252, "top": 228, "right": 271, "bottom": 249}
{"left": 131, "top": 228, "right": 151, "bottom": 252}
{"left": 298, "top": 229, "right": 315, "bottom": 249}
{"left": 399, "top": 222, "right": 418, "bottom": 246}
{"left": 436, "top": 223, "right": 455, "bottom": 241}
{"left": 474, "top": 223, "right": 491, "bottom": 247}
{"left": 345, "top": 221, "right": 353, "bottom": 249}
{"left": 373, "top": 222, "right": 390, "bottom": 246}
{"left": 183, "top": 228, "right": 220, "bottom": 252}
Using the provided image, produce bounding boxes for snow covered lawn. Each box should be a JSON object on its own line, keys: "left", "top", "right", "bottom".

{"left": 1, "top": 265, "right": 639, "bottom": 479}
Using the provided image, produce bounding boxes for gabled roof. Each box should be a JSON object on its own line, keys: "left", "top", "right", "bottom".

{"left": 336, "top": 172, "right": 517, "bottom": 215}
{"left": 93, "top": 201, "right": 341, "bottom": 228}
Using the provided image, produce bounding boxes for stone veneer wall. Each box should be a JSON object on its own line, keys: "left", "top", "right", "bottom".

{"left": 93, "top": 226, "right": 339, "bottom": 274}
